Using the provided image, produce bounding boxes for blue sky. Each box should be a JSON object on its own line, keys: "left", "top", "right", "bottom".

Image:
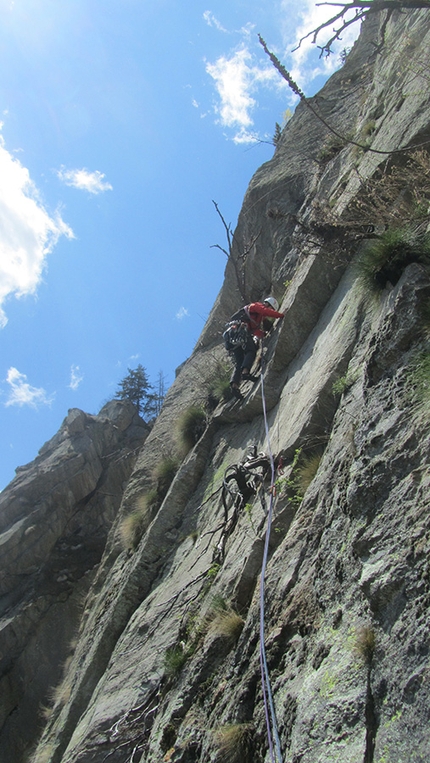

{"left": 0, "top": 0, "right": 361, "bottom": 490}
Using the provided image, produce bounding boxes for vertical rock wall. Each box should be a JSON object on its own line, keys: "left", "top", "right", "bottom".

{"left": 4, "top": 8, "right": 430, "bottom": 763}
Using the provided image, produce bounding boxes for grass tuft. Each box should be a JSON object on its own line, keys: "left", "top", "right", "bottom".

{"left": 213, "top": 722, "right": 254, "bottom": 763}
{"left": 294, "top": 451, "right": 322, "bottom": 498}
{"left": 207, "top": 609, "right": 244, "bottom": 642}
{"left": 119, "top": 493, "right": 153, "bottom": 550}
{"left": 177, "top": 406, "right": 207, "bottom": 455}
{"left": 353, "top": 625, "right": 376, "bottom": 665}
{"left": 205, "top": 361, "right": 232, "bottom": 409}
{"left": 29, "top": 744, "right": 56, "bottom": 763}
{"left": 154, "top": 456, "right": 179, "bottom": 499}
{"left": 354, "top": 228, "right": 430, "bottom": 295}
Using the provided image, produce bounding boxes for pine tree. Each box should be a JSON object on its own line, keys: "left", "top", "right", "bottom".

{"left": 115, "top": 364, "right": 155, "bottom": 418}
{"left": 154, "top": 370, "right": 166, "bottom": 417}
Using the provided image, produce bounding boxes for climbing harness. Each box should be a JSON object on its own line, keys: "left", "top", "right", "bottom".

{"left": 259, "top": 354, "right": 284, "bottom": 763}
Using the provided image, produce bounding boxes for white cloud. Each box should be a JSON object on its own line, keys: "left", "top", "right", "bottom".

{"left": 0, "top": 136, "right": 74, "bottom": 328}
{"left": 57, "top": 167, "right": 113, "bottom": 194}
{"left": 69, "top": 364, "right": 83, "bottom": 391}
{"left": 176, "top": 306, "right": 189, "bottom": 320}
{"left": 206, "top": 46, "right": 281, "bottom": 143}
{"left": 4, "top": 367, "right": 54, "bottom": 408}
{"left": 203, "top": 10, "right": 227, "bottom": 33}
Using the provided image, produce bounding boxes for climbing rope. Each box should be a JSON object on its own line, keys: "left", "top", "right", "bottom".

{"left": 259, "top": 353, "right": 284, "bottom": 763}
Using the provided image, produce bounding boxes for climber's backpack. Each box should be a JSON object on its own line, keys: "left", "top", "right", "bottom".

{"left": 222, "top": 320, "right": 249, "bottom": 352}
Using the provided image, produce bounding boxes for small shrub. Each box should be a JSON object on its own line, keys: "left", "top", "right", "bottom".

{"left": 213, "top": 723, "right": 254, "bottom": 763}
{"left": 164, "top": 644, "right": 189, "bottom": 678}
{"left": 317, "top": 137, "right": 346, "bottom": 163}
{"left": 353, "top": 625, "right": 376, "bottom": 665}
{"left": 332, "top": 369, "right": 359, "bottom": 397}
{"left": 354, "top": 228, "right": 430, "bottom": 294}
{"left": 177, "top": 406, "right": 207, "bottom": 455}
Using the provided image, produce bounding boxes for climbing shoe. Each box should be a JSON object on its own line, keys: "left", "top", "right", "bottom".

{"left": 241, "top": 372, "right": 259, "bottom": 383}
{"left": 230, "top": 384, "right": 244, "bottom": 401}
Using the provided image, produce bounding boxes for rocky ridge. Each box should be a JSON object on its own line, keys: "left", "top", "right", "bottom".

{"left": 0, "top": 401, "right": 149, "bottom": 763}
{"left": 1, "top": 8, "right": 430, "bottom": 763}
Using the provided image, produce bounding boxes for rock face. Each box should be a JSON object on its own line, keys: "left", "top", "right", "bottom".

{"left": 3, "top": 8, "right": 430, "bottom": 763}
{"left": 0, "top": 401, "right": 149, "bottom": 763}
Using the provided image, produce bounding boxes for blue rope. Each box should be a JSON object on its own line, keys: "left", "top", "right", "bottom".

{"left": 259, "top": 362, "right": 284, "bottom": 763}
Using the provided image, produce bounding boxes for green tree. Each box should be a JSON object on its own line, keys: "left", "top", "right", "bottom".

{"left": 115, "top": 364, "right": 156, "bottom": 418}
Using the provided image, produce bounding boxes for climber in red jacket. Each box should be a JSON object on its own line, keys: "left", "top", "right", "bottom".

{"left": 224, "top": 297, "right": 284, "bottom": 400}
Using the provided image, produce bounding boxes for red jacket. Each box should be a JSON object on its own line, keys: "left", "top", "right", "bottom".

{"left": 246, "top": 302, "right": 284, "bottom": 338}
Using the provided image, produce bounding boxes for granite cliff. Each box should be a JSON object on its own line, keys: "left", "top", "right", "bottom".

{"left": 1, "top": 8, "right": 430, "bottom": 763}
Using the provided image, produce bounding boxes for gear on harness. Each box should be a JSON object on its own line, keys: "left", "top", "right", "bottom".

{"left": 222, "top": 321, "right": 250, "bottom": 352}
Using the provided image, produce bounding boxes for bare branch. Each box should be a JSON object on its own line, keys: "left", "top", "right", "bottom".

{"left": 212, "top": 199, "right": 233, "bottom": 252}
{"left": 211, "top": 199, "right": 253, "bottom": 301}
{"left": 292, "top": 0, "right": 430, "bottom": 57}
{"left": 210, "top": 243, "right": 230, "bottom": 258}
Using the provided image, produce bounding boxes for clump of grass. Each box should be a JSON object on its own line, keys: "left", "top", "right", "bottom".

{"left": 202, "top": 596, "right": 244, "bottom": 643}
{"left": 119, "top": 493, "right": 153, "bottom": 550}
{"left": 353, "top": 625, "right": 376, "bottom": 665}
{"left": 206, "top": 362, "right": 232, "bottom": 409}
{"left": 354, "top": 228, "right": 430, "bottom": 294}
{"left": 277, "top": 448, "right": 322, "bottom": 503}
{"left": 49, "top": 677, "right": 72, "bottom": 708}
{"left": 208, "top": 609, "right": 244, "bottom": 642}
{"left": 295, "top": 451, "right": 322, "bottom": 497}
{"left": 29, "top": 744, "right": 57, "bottom": 763}
{"left": 213, "top": 722, "right": 254, "bottom": 763}
{"left": 177, "top": 406, "right": 207, "bottom": 454}
{"left": 154, "top": 456, "right": 179, "bottom": 499}
{"left": 39, "top": 703, "right": 54, "bottom": 721}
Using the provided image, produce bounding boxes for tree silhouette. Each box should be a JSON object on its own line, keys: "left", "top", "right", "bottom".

{"left": 115, "top": 364, "right": 156, "bottom": 419}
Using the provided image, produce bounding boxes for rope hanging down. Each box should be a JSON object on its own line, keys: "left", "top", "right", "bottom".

{"left": 259, "top": 355, "right": 284, "bottom": 763}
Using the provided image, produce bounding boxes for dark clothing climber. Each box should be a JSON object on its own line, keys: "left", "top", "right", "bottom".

{"left": 224, "top": 298, "right": 284, "bottom": 400}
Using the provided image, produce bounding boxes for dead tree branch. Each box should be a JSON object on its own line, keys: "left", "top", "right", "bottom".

{"left": 292, "top": 0, "right": 430, "bottom": 57}
{"left": 211, "top": 200, "right": 261, "bottom": 302}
